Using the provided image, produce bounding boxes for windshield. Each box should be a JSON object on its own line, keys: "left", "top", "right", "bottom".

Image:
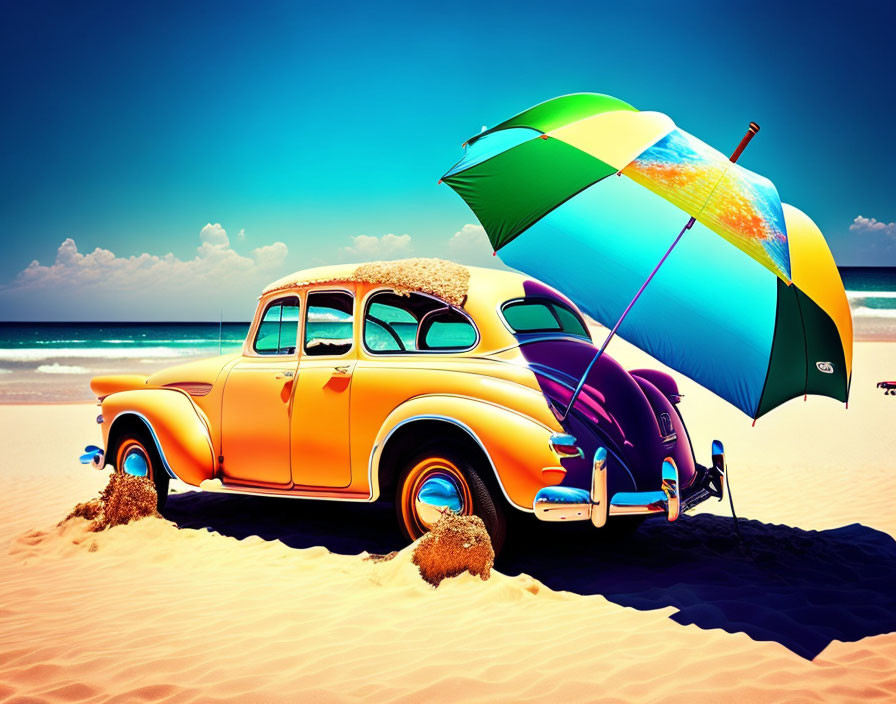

{"left": 501, "top": 297, "right": 590, "bottom": 339}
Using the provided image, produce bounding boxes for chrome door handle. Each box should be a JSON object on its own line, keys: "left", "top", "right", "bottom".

{"left": 333, "top": 365, "right": 350, "bottom": 375}
{"left": 275, "top": 370, "right": 295, "bottom": 380}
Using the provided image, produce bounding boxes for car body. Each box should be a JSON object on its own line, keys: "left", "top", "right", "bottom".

{"left": 83, "top": 258, "right": 725, "bottom": 552}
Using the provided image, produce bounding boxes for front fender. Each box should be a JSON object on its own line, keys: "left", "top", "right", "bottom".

{"left": 371, "top": 395, "right": 563, "bottom": 511}
{"left": 102, "top": 389, "right": 215, "bottom": 486}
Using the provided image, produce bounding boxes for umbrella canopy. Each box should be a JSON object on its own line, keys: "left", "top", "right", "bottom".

{"left": 442, "top": 93, "right": 852, "bottom": 419}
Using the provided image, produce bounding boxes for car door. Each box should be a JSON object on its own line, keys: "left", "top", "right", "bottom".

{"left": 291, "top": 288, "right": 354, "bottom": 488}
{"left": 221, "top": 295, "right": 300, "bottom": 486}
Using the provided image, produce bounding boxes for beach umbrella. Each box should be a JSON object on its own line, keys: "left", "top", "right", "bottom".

{"left": 441, "top": 93, "right": 852, "bottom": 420}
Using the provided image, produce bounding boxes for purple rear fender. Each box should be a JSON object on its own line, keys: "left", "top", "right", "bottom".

{"left": 517, "top": 337, "right": 696, "bottom": 495}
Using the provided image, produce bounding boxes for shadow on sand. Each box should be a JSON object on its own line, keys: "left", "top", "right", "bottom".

{"left": 165, "top": 491, "right": 896, "bottom": 660}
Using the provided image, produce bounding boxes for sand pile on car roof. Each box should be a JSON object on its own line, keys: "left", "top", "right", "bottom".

{"left": 265, "top": 258, "right": 470, "bottom": 307}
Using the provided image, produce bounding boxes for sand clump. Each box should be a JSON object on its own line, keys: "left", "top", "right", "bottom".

{"left": 411, "top": 513, "right": 494, "bottom": 587}
{"left": 64, "top": 472, "right": 160, "bottom": 531}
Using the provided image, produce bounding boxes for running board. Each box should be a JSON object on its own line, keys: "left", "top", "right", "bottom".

{"left": 198, "top": 478, "right": 370, "bottom": 502}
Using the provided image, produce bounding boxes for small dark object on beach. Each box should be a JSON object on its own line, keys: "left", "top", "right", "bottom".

{"left": 877, "top": 381, "right": 896, "bottom": 395}
{"left": 412, "top": 513, "right": 494, "bottom": 587}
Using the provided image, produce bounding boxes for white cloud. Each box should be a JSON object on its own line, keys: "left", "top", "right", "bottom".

{"left": 850, "top": 215, "right": 896, "bottom": 238}
{"left": 446, "top": 223, "right": 512, "bottom": 269}
{"left": 251, "top": 242, "right": 289, "bottom": 269}
{"left": 340, "top": 233, "right": 413, "bottom": 260}
{"left": 237, "top": 228, "right": 246, "bottom": 240}
{"left": 447, "top": 224, "right": 493, "bottom": 265}
{"left": 1, "top": 225, "right": 289, "bottom": 321}
{"left": 199, "top": 222, "right": 229, "bottom": 246}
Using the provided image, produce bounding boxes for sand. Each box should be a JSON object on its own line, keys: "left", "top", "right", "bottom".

{"left": 1, "top": 336, "right": 895, "bottom": 702}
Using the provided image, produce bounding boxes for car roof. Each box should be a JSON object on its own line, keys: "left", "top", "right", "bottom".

{"left": 263, "top": 258, "right": 537, "bottom": 309}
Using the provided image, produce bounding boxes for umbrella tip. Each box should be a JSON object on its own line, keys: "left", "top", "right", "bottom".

{"left": 437, "top": 179, "right": 442, "bottom": 185}
{"left": 751, "top": 419, "right": 757, "bottom": 427}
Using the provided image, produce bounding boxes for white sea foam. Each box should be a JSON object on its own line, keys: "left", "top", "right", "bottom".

{"left": 307, "top": 311, "right": 352, "bottom": 322}
{"left": 846, "top": 290, "right": 896, "bottom": 300}
{"left": 0, "top": 368, "right": 12, "bottom": 374}
{"left": 36, "top": 363, "right": 90, "bottom": 374}
{"left": 0, "top": 346, "right": 209, "bottom": 362}
{"left": 852, "top": 306, "right": 896, "bottom": 319}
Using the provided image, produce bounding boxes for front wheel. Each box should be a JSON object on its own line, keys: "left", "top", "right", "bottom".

{"left": 395, "top": 449, "right": 506, "bottom": 555}
{"left": 112, "top": 432, "right": 170, "bottom": 512}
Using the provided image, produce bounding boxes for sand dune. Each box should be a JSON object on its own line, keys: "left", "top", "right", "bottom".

{"left": 2, "top": 338, "right": 896, "bottom": 701}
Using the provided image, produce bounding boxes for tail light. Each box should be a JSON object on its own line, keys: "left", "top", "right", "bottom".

{"left": 549, "top": 433, "right": 584, "bottom": 458}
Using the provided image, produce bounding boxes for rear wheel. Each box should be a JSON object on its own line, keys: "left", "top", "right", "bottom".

{"left": 113, "top": 432, "right": 169, "bottom": 512}
{"left": 395, "top": 449, "right": 506, "bottom": 555}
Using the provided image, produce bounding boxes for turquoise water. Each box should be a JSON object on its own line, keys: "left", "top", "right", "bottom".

{"left": 0, "top": 322, "right": 250, "bottom": 361}
{"left": 0, "top": 267, "right": 892, "bottom": 400}
{"left": 839, "top": 267, "right": 896, "bottom": 339}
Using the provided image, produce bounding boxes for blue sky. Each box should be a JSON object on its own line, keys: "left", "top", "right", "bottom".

{"left": 1, "top": 0, "right": 894, "bottom": 320}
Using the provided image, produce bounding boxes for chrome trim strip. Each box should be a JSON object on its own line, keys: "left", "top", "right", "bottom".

{"left": 112, "top": 411, "right": 181, "bottom": 480}
{"left": 197, "top": 478, "right": 374, "bottom": 503}
{"left": 368, "top": 413, "right": 531, "bottom": 512}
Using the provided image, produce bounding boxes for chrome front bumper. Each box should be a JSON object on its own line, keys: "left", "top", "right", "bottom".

{"left": 533, "top": 441, "right": 725, "bottom": 526}
{"left": 79, "top": 444, "right": 105, "bottom": 469}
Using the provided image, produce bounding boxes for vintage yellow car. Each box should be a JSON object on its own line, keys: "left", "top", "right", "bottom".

{"left": 83, "top": 259, "right": 725, "bottom": 552}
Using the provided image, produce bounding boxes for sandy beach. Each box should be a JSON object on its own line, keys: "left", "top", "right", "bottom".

{"left": 2, "top": 335, "right": 895, "bottom": 702}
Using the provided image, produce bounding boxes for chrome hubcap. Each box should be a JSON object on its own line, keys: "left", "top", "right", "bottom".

{"left": 414, "top": 472, "right": 465, "bottom": 529}
{"left": 122, "top": 447, "right": 149, "bottom": 477}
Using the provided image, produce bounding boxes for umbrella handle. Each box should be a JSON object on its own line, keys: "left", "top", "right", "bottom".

{"left": 729, "top": 122, "right": 760, "bottom": 164}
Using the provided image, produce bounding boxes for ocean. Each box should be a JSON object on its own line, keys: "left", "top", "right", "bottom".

{"left": 840, "top": 267, "right": 896, "bottom": 339}
{"left": 1, "top": 267, "right": 893, "bottom": 402}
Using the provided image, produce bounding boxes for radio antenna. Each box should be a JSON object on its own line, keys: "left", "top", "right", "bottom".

{"left": 218, "top": 308, "right": 223, "bottom": 355}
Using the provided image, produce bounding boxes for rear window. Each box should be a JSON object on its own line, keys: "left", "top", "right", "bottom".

{"left": 501, "top": 298, "right": 590, "bottom": 339}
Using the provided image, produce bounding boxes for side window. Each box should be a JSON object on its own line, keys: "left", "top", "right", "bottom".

{"left": 253, "top": 297, "right": 300, "bottom": 355}
{"left": 501, "top": 298, "right": 590, "bottom": 339}
{"left": 363, "top": 291, "right": 478, "bottom": 353}
{"left": 304, "top": 291, "right": 354, "bottom": 356}
{"left": 419, "top": 309, "right": 478, "bottom": 350}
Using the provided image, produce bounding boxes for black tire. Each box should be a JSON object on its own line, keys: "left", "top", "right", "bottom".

{"left": 395, "top": 447, "right": 507, "bottom": 556}
{"left": 111, "top": 430, "right": 170, "bottom": 512}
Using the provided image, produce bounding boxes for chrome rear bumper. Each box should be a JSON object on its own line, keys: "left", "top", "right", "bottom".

{"left": 533, "top": 441, "right": 725, "bottom": 526}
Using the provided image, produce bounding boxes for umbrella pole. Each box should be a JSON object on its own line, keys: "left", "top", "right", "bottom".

{"left": 560, "top": 217, "right": 694, "bottom": 420}
{"left": 560, "top": 122, "right": 761, "bottom": 421}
